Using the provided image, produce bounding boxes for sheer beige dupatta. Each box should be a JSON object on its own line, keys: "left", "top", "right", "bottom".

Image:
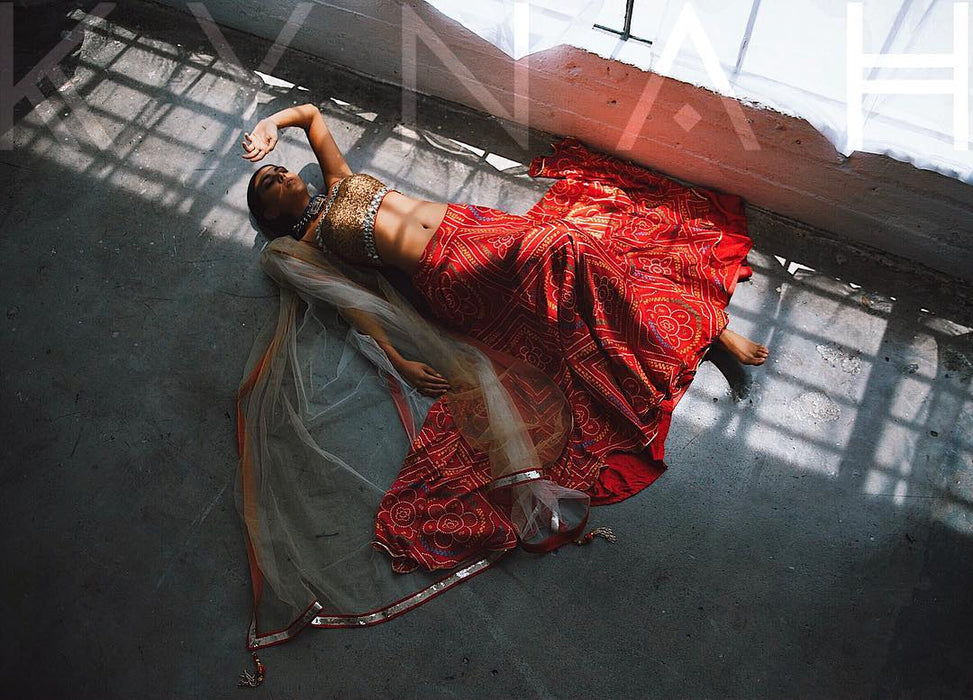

{"left": 235, "top": 236, "right": 586, "bottom": 648}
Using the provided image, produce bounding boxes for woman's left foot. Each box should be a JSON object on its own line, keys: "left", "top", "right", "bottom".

{"left": 717, "top": 328, "right": 769, "bottom": 366}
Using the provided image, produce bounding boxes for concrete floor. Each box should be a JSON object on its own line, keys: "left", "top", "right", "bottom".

{"left": 2, "top": 2, "right": 972, "bottom": 698}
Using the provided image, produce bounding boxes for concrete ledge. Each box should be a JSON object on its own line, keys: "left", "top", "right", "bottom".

{"left": 149, "top": 0, "right": 973, "bottom": 282}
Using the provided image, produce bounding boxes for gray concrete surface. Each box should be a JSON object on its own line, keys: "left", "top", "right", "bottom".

{"left": 2, "top": 2, "right": 971, "bottom": 698}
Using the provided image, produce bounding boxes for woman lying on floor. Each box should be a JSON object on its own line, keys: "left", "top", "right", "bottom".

{"left": 234, "top": 102, "right": 768, "bottom": 651}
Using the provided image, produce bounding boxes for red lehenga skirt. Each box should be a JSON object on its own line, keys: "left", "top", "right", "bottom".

{"left": 374, "top": 137, "right": 752, "bottom": 572}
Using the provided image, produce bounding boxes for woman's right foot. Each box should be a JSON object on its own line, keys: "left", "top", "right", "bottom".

{"left": 717, "top": 328, "right": 769, "bottom": 366}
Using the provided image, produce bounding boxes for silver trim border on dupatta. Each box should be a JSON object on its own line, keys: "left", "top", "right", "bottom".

{"left": 247, "top": 551, "right": 505, "bottom": 649}
{"left": 485, "top": 469, "right": 544, "bottom": 492}
{"left": 312, "top": 551, "right": 503, "bottom": 627}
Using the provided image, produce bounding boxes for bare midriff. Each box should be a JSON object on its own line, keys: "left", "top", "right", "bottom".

{"left": 372, "top": 191, "right": 448, "bottom": 275}
{"left": 301, "top": 190, "right": 447, "bottom": 276}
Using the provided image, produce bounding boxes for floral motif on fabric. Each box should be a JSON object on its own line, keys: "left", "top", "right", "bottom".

{"left": 374, "top": 400, "right": 518, "bottom": 573}
{"left": 383, "top": 137, "right": 753, "bottom": 572}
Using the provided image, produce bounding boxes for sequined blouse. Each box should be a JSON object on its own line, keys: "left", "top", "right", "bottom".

{"left": 314, "top": 173, "right": 397, "bottom": 268}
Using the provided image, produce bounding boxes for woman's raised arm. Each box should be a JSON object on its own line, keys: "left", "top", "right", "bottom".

{"left": 305, "top": 106, "right": 353, "bottom": 189}
{"left": 242, "top": 103, "right": 353, "bottom": 188}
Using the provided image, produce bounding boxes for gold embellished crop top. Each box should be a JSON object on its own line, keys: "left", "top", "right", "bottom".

{"left": 314, "top": 173, "right": 397, "bottom": 268}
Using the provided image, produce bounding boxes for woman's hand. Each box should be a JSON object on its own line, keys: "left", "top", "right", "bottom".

{"left": 241, "top": 119, "right": 279, "bottom": 162}
{"left": 395, "top": 359, "right": 451, "bottom": 398}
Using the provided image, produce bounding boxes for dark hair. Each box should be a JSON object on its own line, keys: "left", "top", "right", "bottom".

{"left": 247, "top": 164, "right": 300, "bottom": 240}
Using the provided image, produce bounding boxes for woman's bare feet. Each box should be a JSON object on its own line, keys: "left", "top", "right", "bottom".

{"left": 717, "top": 328, "right": 769, "bottom": 366}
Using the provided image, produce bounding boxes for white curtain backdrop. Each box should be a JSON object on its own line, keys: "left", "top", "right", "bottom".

{"left": 425, "top": 0, "right": 973, "bottom": 184}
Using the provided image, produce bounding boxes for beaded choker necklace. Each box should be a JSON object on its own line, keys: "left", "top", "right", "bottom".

{"left": 291, "top": 191, "right": 329, "bottom": 239}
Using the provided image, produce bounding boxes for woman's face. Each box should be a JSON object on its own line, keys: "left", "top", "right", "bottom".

{"left": 254, "top": 164, "right": 308, "bottom": 220}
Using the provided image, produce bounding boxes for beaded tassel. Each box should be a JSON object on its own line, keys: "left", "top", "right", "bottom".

{"left": 237, "top": 652, "right": 265, "bottom": 688}
{"left": 574, "top": 526, "right": 616, "bottom": 546}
